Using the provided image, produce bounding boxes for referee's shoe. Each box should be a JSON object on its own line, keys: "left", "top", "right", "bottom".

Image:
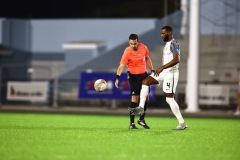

{"left": 129, "top": 123, "right": 138, "bottom": 129}
{"left": 138, "top": 120, "right": 150, "bottom": 129}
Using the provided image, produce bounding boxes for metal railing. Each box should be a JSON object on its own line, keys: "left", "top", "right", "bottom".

{"left": 0, "top": 63, "right": 239, "bottom": 110}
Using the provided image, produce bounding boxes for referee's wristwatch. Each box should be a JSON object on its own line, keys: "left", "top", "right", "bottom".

{"left": 116, "top": 75, "right": 120, "bottom": 80}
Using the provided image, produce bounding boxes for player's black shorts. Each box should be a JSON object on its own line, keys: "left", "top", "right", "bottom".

{"left": 128, "top": 71, "right": 149, "bottom": 96}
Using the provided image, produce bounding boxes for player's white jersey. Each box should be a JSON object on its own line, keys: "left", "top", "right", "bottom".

{"left": 162, "top": 39, "right": 180, "bottom": 72}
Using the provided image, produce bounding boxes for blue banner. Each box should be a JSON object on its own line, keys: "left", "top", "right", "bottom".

{"left": 78, "top": 72, "right": 156, "bottom": 100}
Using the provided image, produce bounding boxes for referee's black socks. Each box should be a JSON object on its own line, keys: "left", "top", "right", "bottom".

{"left": 130, "top": 102, "right": 137, "bottom": 124}
{"left": 140, "top": 102, "right": 148, "bottom": 120}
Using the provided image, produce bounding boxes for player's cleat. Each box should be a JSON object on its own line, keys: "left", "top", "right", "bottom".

{"left": 138, "top": 120, "right": 150, "bottom": 129}
{"left": 129, "top": 123, "right": 138, "bottom": 129}
{"left": 128, "top": 106, "right": 144, "bottom": 115}
{"left": 173, "top": 122, "right": 188, "bottom": 130}
{"left": 234, "top": 110, "right": 240, "bottom": 116}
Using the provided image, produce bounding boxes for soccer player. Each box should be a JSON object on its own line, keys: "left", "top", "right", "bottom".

{"left": 129, "top": 26, "right": 188, "bottom": 130}
{"left": 115, "top": 34, "right": 155, "bottom": 129}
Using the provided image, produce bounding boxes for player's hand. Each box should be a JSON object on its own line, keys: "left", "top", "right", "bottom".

{"left": 154, "top": 67, "right": 164, "bottom": 76}
{"left": 115, "top": 79, "right": 119, "bottom": 88}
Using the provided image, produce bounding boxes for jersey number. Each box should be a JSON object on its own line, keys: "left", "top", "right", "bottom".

{"left": 166, "top": 82, "right": 171, "bottom": 88}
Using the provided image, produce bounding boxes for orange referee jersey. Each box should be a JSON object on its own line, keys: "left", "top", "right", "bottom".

{"left": 120, "top": 43, "right": 149, "bottom": 74}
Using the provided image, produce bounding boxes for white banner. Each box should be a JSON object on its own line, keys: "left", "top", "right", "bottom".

{"left": 7, "top": 81, "right": 49, "bottom": 102}
{"left": 185, "top": 84, "right": 230, "bottom": 105}
{"left": 199, "top": 84, "right": 230, "bottom": 105}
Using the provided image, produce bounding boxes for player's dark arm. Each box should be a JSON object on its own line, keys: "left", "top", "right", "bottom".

{"left": 162, "top": 54, "right": 179, "bottom": 69}
{"left": 155, "top": 54, "right": 179, "bottom": 76}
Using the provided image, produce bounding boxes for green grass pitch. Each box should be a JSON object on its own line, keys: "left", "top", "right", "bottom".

{"left": 0, "top": 112, "right": 240, "bottom": 160}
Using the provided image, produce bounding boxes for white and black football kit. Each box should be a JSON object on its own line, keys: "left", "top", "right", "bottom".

{"left": 150, "top": 39, "right": 180, "bottom": 93}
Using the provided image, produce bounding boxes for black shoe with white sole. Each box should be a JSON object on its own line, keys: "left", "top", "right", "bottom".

{"left": 138, "top": 120, "right": 150, "bottom": 129}
{"left": 129, "top": 123, "right": 138, "bottom": 129}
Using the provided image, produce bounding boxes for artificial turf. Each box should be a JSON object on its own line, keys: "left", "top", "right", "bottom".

{"left": 0, "top": 112, "right": 239, "bottom": 160}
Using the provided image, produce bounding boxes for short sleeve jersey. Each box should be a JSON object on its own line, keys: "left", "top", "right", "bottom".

{"left": 162, "top": 39, "right": 180, "bottom": 72}
{"left": 120, "top": 43, "right": 149, "bottom": 74}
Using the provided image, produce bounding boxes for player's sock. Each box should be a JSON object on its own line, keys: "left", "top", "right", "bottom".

{"left": 140, "top": 102, "right": 148, "bottom": 120}
{"left": 130, "top": 102, "right": 137, "bottom": 124}
{"left": 139, "top": 85, "right": 149, "bottom": 108}
{"left": 166, "top": 97, "right": 184, "bottom": 124}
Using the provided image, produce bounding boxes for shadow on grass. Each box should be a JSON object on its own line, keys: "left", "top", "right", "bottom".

{"left": 0, "top": 125, "right": 82, "bottom": 130}
{"left": 0, "top": 125, "right": 138, "bottom": 131}
{"left": 0, "top": 126, "right": 174, "bottom": 135}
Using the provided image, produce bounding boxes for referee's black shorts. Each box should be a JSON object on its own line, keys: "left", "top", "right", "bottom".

{"left": 128, "top": 72, "right": 149, "bottom": 96}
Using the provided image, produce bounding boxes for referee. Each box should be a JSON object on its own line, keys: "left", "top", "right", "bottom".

{"left": 115, "top": 34, "right": 155, "bottom": 129}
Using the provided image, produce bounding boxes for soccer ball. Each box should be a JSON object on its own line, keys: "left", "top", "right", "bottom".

{"left": 94, "top": 79, "right": 107, "bottom": 92}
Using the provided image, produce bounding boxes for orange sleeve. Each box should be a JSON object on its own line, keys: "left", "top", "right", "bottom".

{"left": 144, "top": 45, "right": 149, "bottom": 57}
{"left": 120, "top": 48, "right": 129, "bottom": 65}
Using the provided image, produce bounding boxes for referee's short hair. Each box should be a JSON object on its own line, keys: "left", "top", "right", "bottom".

{"left": 129, "top": 34, "right": 139, "bottom": 40}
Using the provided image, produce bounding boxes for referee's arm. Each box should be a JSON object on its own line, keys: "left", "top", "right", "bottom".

{"left": 115, "top": 63, "right": 125, "bottom": 88}
{"left": 146, "top": 56, "right": 154, "bottom": 72}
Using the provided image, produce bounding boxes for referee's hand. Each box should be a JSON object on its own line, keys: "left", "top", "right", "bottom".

{"left": 115, "top": 79, "right": 119, "bottom": 88}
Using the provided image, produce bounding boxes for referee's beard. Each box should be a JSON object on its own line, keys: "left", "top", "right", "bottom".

{"left": 132, "top": 47, "right": 138, "bottom": 51}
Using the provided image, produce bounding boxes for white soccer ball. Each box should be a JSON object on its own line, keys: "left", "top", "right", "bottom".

{"left": 94, "top": 79, "right": 107, "bottom": 92}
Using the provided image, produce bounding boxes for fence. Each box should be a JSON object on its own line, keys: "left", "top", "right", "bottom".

{"left": 0, "top": 63, "right": 239, "bottom": 111}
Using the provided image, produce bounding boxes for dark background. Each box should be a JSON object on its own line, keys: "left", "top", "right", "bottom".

{"left": 0, "top": 0, "right": 180, "bottom": 19}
